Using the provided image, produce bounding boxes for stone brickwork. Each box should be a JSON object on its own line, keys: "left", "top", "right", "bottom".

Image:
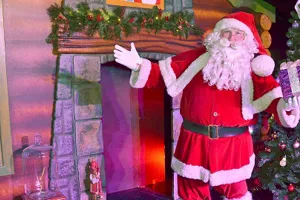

{"left": 51, "top": 54, "right": 106, "bottom": 199}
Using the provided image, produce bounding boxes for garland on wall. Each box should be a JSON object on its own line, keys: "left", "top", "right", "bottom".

{"left": 46, "top": 3, "right": 204, "bottom": 50}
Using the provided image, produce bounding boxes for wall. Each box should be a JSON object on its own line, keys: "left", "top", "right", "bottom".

{"left": 0, "top": 0, "right": 59, "bottom": 199}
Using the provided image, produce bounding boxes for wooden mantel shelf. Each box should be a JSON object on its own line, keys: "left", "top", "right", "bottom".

{"left": 58, "top": 29, "right": 202, "bottom": 55}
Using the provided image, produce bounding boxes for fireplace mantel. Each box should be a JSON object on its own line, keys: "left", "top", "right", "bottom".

{"left": 58, "top": 29, "right": 202, "bottom": 55}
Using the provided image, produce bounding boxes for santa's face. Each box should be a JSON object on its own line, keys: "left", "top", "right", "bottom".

{"left": 220, "top": 28, "right": 245, "bottom": 43}
{"left": 202, "top": 28, "right": 258, "bottom": 91}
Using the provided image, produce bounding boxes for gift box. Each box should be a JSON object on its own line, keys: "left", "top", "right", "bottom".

{"left": 279, "top": 60, "right": 300, "bottom": 100}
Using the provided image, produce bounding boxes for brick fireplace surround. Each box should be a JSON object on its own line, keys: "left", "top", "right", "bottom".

{"left": 50, "top": 0, "right": 201, "bottom": 199}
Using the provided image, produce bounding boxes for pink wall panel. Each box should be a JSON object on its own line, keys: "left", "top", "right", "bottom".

{"left": 0, "top": 0, "right": 60, "bottom": 199}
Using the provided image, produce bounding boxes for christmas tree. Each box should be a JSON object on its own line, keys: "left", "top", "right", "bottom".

{"left": 253, "top": 4, "right": 300, "bottom": 200}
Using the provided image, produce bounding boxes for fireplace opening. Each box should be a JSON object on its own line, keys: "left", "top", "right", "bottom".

{"left": 101, "top": 61, "right": 173, "bottom": 197}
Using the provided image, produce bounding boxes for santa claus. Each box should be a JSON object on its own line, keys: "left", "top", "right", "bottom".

{"left": 113, "top": 12, "right": 300, "bottom": 200}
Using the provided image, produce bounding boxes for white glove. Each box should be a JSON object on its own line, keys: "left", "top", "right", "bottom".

{"left": 280, "top": 96, "right": 300, "bottom": 128}
{"left": 285, "top": 96, "right": 300, "bottom": 111}
{"left": 114, "top": 42, "right": 143, "bottom": 71}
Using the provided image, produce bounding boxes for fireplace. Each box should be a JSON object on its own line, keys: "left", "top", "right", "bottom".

{"left": 50, "top": 1, "right": 201, "bottom": 199}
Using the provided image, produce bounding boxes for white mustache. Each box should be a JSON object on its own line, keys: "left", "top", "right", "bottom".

{"left": 219, "top": 38, "right": 242, "bottom": 50}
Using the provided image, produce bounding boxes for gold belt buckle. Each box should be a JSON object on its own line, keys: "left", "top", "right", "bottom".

{"left": 208, "top": 125, "right": 219, "bottom": 139}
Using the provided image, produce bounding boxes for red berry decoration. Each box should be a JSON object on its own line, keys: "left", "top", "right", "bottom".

{"left": 97, "top": 14, "right": 104, "bottom": 22}
{"left": 279, "top": 142, "right": 286, "bottom": 150}
{"left": 129, "top": 18, "right": 135, "bottom": 23}
{"left": 288, "top": 184, "right": 295, "bottom": 192}
{"left": 158, "top": 9, "right": 163, "bottom": 18}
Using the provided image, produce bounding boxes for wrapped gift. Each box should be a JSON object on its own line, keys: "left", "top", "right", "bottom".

{"left": 279, "top": 60, "right": 300, "bottom": 100}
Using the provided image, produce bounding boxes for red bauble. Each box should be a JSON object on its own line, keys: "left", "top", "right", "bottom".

{"left": 288, "top": 184, "right": 295, "bottom": 192}
{"left": 165, "top": 16, "right": 169, "bottom": 21}
{"left": 87, "top": 14, "right": 93, "bottom": 20}
{"left": 279, "top": 143, "right": 286, "bottom": 150}
{"left": 265, "top": 146, "right": 271, "bottom": 153}
{"left": 253, "top": 177, "right": 262, "bottom": 187}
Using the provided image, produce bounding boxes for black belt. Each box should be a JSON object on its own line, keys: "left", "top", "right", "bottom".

{"left": 183, "top": 119, "right": 248, "bottom": 139}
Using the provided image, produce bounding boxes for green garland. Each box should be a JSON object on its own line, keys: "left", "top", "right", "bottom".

{"left": 46, "top": 3, "right": 203, "bottom": 50}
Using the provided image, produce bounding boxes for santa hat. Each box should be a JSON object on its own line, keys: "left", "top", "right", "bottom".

{"left": 213, "top": 12, "right": 274, "bottom": 77}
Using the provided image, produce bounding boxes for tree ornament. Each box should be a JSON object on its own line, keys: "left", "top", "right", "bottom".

{"left": 288, "top": 184, "right": 295, "bottom": 192}
{"left": 287, "top": 40, "right": 293, "bottom": 47}
{"left": 279, "top": 155, "right": 287, "bottom": 167}
{"left": 293, "top": 140, "right": 300, "bottom": 149}
{"left": 148, "top": 18, "right": 153, "bottom": 24}
{"left": 253, "top": 177, "right": 262, "bottom": 187}
{"left": 287, "top": 50, "right": 295, "bottom": 56}
{"left": 271, "top": 132, "right": 278, "bottom": 139}
{"left": 292, "top": 21, "right": 299, "bottom": 28}
{"left": 165, "top": 16, "right": 169, "bottom": 21}
{"left": 279, "top": 142, "right": 286, "bottom": 150}
{"left": 265, "top": 146, "right": 271, "bottom": 153}
{"left": 178, "top": 25, "right": 183, "bottom": 30}
{"left": 87, "top": 13, "right": 93, "bottom": 20}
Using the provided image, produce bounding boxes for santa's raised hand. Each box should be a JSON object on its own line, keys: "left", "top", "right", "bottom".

{"left": 278, "top": 96, "right": 300, "bottom": 128}
{"left": 114, "top": 42, "right": 143, "bottom": 71}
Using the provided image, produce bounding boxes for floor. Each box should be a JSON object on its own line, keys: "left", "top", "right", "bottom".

{"left": 106, "top": 181, "right": 274, "bottom": 200}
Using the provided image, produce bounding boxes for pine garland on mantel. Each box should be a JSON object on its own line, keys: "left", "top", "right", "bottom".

{"left": 46, "top": 2, "right": 204, "bottom": 49}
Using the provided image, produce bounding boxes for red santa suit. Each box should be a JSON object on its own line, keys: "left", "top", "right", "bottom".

{"left": 128, "top": 12, "right": 297, "bottom": 200}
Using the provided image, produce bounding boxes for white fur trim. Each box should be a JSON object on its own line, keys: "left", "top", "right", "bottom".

{"left": 252, "top": 87, "right": 283, "bottom": 114}
{"left": 171, "top": 154, "right": 255, "bottom": 186}
{"left": 159, "top": 57, "right": 176, "bottom": 87}
{"left": 277, "top": 98, "right": 300, "bottom": 128}
{"left": 167, "top": 52, "right": 210, "bottom": 97}
{"left": 214, "top": 18, "right": 254, "bottom": 39}
{"left": 223, "top": 191, "right": 252, "bottom": 200}
{"left": 210, "top": 154, "right": 255, "bottom": 186}
{"left": 129, "top": 59, "right": 151, "bottom": 88}
{"left": 171, "top": 156, "right": 210, "bottom": 183}
{"left": 251, "top": 55, "right": 275, "bottom": 77}
{"left": 241, "top": 77, "right": 254, "bottom": 120}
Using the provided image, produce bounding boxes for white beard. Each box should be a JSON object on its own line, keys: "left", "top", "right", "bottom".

{"left": 202, "top": 36, "right": 258, "bottom": 91}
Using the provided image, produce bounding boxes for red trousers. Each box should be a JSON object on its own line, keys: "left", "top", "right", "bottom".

{"left": 178, "top": 175, "right": 249, "bottom": 200}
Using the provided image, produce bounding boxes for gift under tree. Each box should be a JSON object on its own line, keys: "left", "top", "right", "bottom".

{"left": 114, "top": 11, "right": 300, "bottom": 200}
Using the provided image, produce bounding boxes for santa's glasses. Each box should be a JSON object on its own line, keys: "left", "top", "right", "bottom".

{"left": 220, "top": 28, "right": 245, "bottom": 42}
